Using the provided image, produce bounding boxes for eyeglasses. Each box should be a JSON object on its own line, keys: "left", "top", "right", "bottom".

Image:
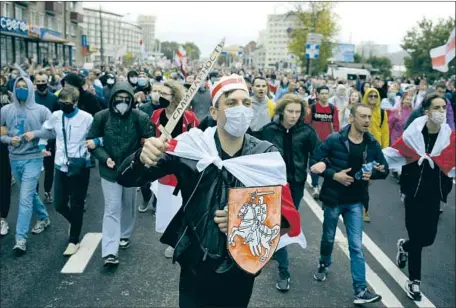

{"left": 113, "top": 97, "right": 132, "bottom": 103}
{"left": 368, "top": 95, "right": 378, "bottom": 98}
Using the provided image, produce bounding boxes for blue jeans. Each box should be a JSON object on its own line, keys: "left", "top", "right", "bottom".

{"left": 320, "top": 202, "right": 366, "bottom": 293}
{"left": 10, "top": 158, "right": 49, "bottom": 241}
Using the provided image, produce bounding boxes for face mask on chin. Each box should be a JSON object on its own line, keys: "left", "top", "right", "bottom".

{"left": 223, "top": 105, "right": 254, "bottom": 137}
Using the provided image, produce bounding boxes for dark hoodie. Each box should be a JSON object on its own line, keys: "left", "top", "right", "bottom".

{"left": 63, "top": 73, "right": 102, "bottom": 116}
{"left": 103, "top": 73, "right": 116, "bottom": 103}
{"left": 86, "top": 82, "right": 154, "bottom": 182}
{"left": 127, "top": 71, "right": 138, "bottom": 90}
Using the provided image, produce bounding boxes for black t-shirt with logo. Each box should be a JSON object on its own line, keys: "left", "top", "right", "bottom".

{"left": 338, "top": 139, "right": 366, "bottom": 205}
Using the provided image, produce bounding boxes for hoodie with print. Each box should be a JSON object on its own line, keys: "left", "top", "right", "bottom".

{"left": 0, "top": 77, "right": 51, "bottom": 160}
{"left": 362, "top": 88, "right": 390, "bottom": 148}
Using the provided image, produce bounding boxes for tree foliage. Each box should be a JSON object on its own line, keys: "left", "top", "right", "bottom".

{"left": 161, "top": 41, "right": 202, "bottom": 62}
{"left": 353, "top": 53, "right": 364, "bottom": 64}
{"left": 401, "top": 17, "right": 455, "bottom": 80}
{"left": 288, "top": 2, "right": 339, "bottom": 75}
{"left": 367, "top": 56, "right": 392, "bottom": 78}
{"left": 122, "top": 52, "right": 134, "bottom": 66}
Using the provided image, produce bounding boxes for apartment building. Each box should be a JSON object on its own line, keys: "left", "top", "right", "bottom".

{"left": 82, "top": 7, "right": 142, "bottom": 64}
{"left": 137, "top": 15, "right": 156, "bottom": 56}
{"left": 1, "top": 1, "right": 84, "bottom": 66}
{"left": 264, "top": 14, "right": 300, "bottom": 68}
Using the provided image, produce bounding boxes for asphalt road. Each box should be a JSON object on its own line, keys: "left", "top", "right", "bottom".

{"left": 0, "top": 168, "right": 454, "bottom": 308}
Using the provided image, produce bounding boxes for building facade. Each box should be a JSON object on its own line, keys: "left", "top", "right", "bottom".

{"left": 264, "top": 14, "right": 300, "bottom": 68}
{"left": 82, "top": 7, "right": 142, "bottom": 64}
{"left": 1, "top": 1, "right": 84, "bottom": 67}
{"left": 137, "top": 15, "right": 156, "bottom": 56}
{"left": 355, "top": 41, "right": 389, "bottom": 58}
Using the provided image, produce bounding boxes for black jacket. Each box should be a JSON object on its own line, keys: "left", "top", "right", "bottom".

{"left": 116, "top": 132, "right": 283, "bottom": 270}
{"left": 87, "top": 82, "right": 154, "bottom": 182}
{"left": 310, "top": 125, "right": 389, "bottom": 207}
{"left": 256, "top": 118, "right": 319, "bottom": 183}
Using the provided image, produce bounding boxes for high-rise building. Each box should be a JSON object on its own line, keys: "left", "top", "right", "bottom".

{"left": 355, "top": 41, "right": 389, "bottom": 58}
{"left": 137, "top": 15, "right": 156, "bottom": 56}
{"left": 264, "top": 14, "right": 300, "bottom": 68}
{"left": 1, "top": 1, "right": 84, "bottom": 66}
{"left": 82, "top": 7, "right": 142, "bottom": 64}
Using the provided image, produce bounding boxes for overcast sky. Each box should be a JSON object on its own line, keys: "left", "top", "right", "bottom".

{"left": 83, "top": 1, "right": 455, "bottom": 56}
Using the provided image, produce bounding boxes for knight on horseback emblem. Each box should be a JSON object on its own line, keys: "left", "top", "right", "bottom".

{"left": 227, "top": 186, "right": 282, "bottom": 274}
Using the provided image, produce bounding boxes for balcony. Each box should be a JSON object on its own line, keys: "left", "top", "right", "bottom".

{"left": 70, "top": 12, "right": 83, "bottom": 23}
{"left": 45, "top": 2, "right": 63, "bottom": 14}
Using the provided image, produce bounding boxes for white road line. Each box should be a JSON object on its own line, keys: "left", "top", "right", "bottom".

{"left": 306, "top": 176, "right": 436, "bottom": 308}
{"left": 303, "top": 191, "right": 403, "bottom": 308}
{"left": 61, "top": 232, "right": 102, "bottom": 274}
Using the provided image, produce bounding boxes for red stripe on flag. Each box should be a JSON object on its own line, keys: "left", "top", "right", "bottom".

{"left": 281, "top": 183, "right": 301, "bottom": 237}
{"left": 432, "top": 54, "right": 447, "bottom": 67}
{"left": 446, "top": 38, "right": 455, "bottom": 53}
{"left": 211, "top": 78, "right": 245, "bottom": 100}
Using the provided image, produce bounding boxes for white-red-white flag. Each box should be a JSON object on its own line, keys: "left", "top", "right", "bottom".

{"left": 174, "top": 45, "right": 187, "bottom": 67}
{"left": 140, "top": 40, "right": 147, "bottom": 60}
{"left": 430, "top": 28, "right": 455, "bottom": 73}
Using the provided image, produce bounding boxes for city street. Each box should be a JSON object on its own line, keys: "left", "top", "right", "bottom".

{"left": 1, "top": 168, "right": 454, "bottom": 308}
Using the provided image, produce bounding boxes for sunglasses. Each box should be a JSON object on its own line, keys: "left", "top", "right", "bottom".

{"left": 368, "top": 95, "right": 378, "bottom": 98}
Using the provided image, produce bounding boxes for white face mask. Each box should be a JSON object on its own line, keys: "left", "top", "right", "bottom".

{"left": 129, "top": 77, "right": 137, "bottom": 84}
{"left": 151, "top": 92, "right": 159, "bottom": 102}
{"left": 115, "top": 102, "right": 129, "bottom": 115}
{"left": 429, "top": 111, "right": 446, "bottom": 125}
{"left": 107, "top": 79, "right": 115, "bottom": 85}
{"left": 223, "top": 105, "right": 254, "bottom": 137}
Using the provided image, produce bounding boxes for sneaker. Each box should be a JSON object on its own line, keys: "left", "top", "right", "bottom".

{"left": 353, "top": 288, "right": 382, "bottom": 304}
{"left": 396, "top": 239, "right": 408, "bottom": 269}
{"left": 313, "top": 262, "right": 328, "bottom": 281}
{"left": 13, "top": 239, "right": 26, "bottom": 255}
{"left": 400, "top": 193, "right": 405, "bottom": 202}
{"left": 31, "top": 219, "right": 50, "bottom": 234}
{"left": 138, "top": 201, "right": 149, "bottom": 213}
{"left": 63, "top": 243, "right": 80, "bottom": 256}
{"left": 405, "top": 280, "right": 422, "bottom": 301}
{"left": 363, "top": 208, "right": 371, "bottom": 223}
{"left": 312, "top": 186, "right": 320, "bottom": 200}
{"left": 0, "top": 219, "right": 9, "bottom": 236}
{"left": 276, "top": 272, "right": 291, "bottom": 292}
{"left": 104, "top": 254, "right": 119, "bottom": 267}
{"left": 43, "top": 192, "right": 53, "bottom": 204}
{"left": 119, "top": 238, "right": 131, "bottom": 249}
{"left": 164, "top": 246, "right": 174, "bottom": 258}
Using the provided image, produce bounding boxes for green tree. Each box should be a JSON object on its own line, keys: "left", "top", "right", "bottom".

{"left": 161, "top": 41, "right": 180, "bottom": 60}
{"left": 367, "top": 56, "right": 392, "bottom": 77}
{"left": 122, "top": 52, "right": 134, "bottom": 66}
{"left": 183, "top": 42, "right": 201, "bottom": 60}
{"left": 287, "top": 2, "right": 339, "bottom": 75}
{"left": 353, "top": 53, "right": 364, "bottom": 64}
{"left": 401, "top": 17, "right": 455, "bottom": 80}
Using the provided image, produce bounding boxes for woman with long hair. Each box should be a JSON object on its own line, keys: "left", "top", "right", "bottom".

{"left": 340, "top": 90, "right": 362, "bottom": 128}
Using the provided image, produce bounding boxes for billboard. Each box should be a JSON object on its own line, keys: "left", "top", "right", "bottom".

{"left": 332, "top": 43, "right": 355, "bottom": 63}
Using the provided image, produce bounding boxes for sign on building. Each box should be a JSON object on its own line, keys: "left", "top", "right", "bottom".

{"left": 332, "top": 43, "right": 355, "bottom": 63}
{"left": 0, "top": 16, "right": 28, "bottom": 35}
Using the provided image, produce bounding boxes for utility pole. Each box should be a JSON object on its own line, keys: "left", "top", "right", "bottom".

{"left": 306, "top": 4, "right": 317, "bottom": 75}
{"left": 99, "top": 6, "right": 105, "bottom": 65}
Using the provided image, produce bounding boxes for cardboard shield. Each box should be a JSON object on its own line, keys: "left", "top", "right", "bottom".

{"left": 227, "top": 185, "right": 282, "bottom": 275}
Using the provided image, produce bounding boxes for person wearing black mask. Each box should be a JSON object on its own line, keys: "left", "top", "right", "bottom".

{"left": 154, "top": 69, "right": 163, "bottom": 83}
{"left": 62, "top": 73, "right": 102, "bottom": 116}
{"left": 34, "top": 72, "right": 60, "bottom": 204}
{"left": 103, "top": 73, "right": 116, "bottom": 103}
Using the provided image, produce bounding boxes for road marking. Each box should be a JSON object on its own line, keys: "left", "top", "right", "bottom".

{"left": 61, "top": 232, "right": 102, "bottom": 274}
{"left": 303, "top": 190, "right": 403, "bottom": 307}
{"left": 306, "top": 176, "right": 436, "bottom": 308}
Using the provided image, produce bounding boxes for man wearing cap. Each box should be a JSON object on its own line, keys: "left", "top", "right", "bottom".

{"left": 117, "top": 74, "right": 301, "bottom": 307}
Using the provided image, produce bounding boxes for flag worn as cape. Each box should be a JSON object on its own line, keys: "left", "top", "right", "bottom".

{"left": 382, "top": 115, "right": 455, "bottom": 177}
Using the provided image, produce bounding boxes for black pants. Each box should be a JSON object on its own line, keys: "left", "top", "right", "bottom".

{"left": 0, "top": 148, "right": 11, "bottom": 219}
{"left": 179, "top": 263, "right": 255, "bottom": 307}
{"left": 43, "top": 148, "right": 55, "bottom": 193}
{"left": 140, "top": 181, "right": 152, "bottom": 203}
{"left": 54, "top": 168, "right": 90, "bottom": 244}
{"left": 402, "top": 197, "right": 440, "bottom": 281}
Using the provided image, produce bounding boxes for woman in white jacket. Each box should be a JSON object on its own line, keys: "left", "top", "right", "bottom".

{"left": 24, "top": 87, "right": 94, "bottom": 256}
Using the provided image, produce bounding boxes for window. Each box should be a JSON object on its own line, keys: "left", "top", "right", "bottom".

{"left": 45, "top": 14, "right": 55, "bottom": 30}
{"left": 2, "top": 3, "right": 12, "bottom": 18}
{"left": 15, "top": 4, "right": 25, "bottom": 20}
{"left": 68, "top": 1, "right": 74, "bottom": 10}
{"left": 38, "top": 13, "right": 44, "bottom": 26}
{"left": 57, "top": 18, "right": 63, "bottom": 33}
{"left": 71, "top": 23, "right": 76, "bottom": 36}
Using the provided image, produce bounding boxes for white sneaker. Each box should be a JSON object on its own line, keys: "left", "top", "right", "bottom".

{"left": 63, "top": 243, "right": 80, "bottom": 256}
{"left": 164, "top": 246, "right": 174, "bottom": 259}
{"left": 31, "top": 219, "right": 50, "bottom": 234}
{"left": 312, "top": 186, "right": 320, "bottom": 200}
{"left": 0, "top": 219, "right": 9, "bottom": 236}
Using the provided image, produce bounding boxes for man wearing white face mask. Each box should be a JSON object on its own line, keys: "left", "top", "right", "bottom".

{"left": 383, "top": 93, "right": 455, "bottom": 301}
{"left": 116, "top": 74, "right": 301, "bottom": 307}
{"left": 86, "top": 81, "right": 154, "bottom": 267}
{"left": 103, "top": 73, "right": 116, "bottom": 103}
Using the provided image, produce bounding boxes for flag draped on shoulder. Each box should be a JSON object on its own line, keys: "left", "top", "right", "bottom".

{"left": 382, "top": 115, "right": 455, "bottom": 177}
